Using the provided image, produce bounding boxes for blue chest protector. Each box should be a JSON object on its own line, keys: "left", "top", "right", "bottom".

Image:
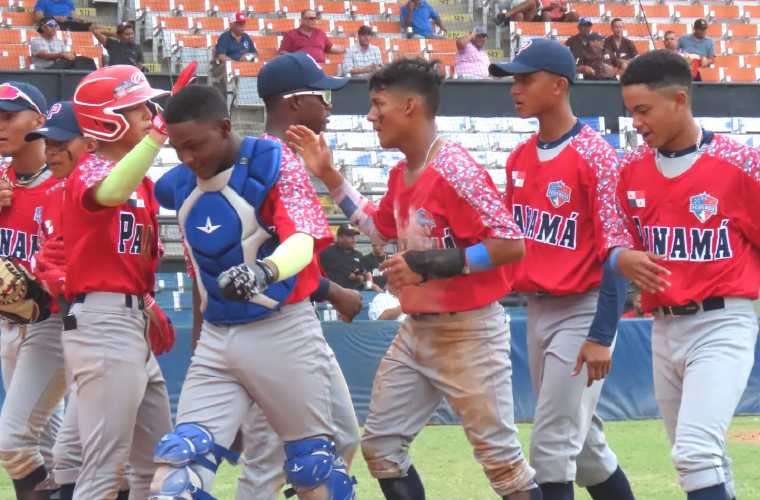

{"left": 155, "top": 137, "right": 295, "bottom": 324}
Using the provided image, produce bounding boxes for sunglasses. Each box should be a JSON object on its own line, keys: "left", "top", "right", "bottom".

{"left": 0, "top": 84, "right": 43, "bottom": 114}
{"left": 303, "top": 16, "right": 318, "bottom": 20}
{"left": 281, "top": 90, "right": 331, "bottom": 106}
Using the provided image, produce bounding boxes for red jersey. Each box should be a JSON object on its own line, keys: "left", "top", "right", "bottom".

{"left": 505, "top": 125, "right": 633, "bottom": 295}
{"left": 618, "top": 133, "right": 760, "bottom": 311}
{"left": 63, "top": 152, "right": 160, "bottom": 299}
{"left": 0, "top": 165, "right": 58, "bottom": 271}
{"left": 40, "top": 180, "right": 65, "bottom": 241}
{"left": 372, "top": 141, "right": 523, "bottom": 313}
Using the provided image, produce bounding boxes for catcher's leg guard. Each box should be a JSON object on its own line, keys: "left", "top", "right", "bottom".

{"left": 149, "top": 423, "right": 239, "bottom": 500}
{"left": 283, "top": 438, "right": 356, "bottom": 500}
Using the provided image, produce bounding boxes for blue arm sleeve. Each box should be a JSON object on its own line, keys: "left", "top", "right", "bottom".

{"left": 587, "top": 254, "right": 630, "bottom": 346}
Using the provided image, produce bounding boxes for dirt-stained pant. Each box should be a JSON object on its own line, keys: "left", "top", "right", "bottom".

{"left": 652, "top": 298, "right": 758, "bottom": 497}
{"left": 0, "top": 317, "right": 66, "bottom": 483}
{"left": 526, "top": 291, "right": 619, "bottom": 487}
{"left": 361, "top": 302, "right": 536, "bottom": 497}
{"left": 62, "top": 292, "right": 172, "bottom": 500}
{"left": 168, "top": 300, "right": 348, "bottom": 494}
{"left": 235, "top": 348, "right": 360, "bottom": 500}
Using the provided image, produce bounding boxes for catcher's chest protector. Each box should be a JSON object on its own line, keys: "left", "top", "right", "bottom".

{"left": 155, "top": 137, "right": 295, "bottom": 324}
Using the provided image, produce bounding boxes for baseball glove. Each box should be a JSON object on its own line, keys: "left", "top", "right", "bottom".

{"left": 0, "top": 258, "right": 51, "bottom": 324}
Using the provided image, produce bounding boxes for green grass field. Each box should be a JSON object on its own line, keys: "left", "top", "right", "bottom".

{"left": 1, "top": 417, "right": 759, "bottom": 499}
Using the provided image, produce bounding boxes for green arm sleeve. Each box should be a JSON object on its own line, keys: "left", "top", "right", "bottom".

{"left": 93, "top": 135, "right": 161, "bottom": 207}
{"left": 265, "top": 232, "right": 314, "bottom": 282}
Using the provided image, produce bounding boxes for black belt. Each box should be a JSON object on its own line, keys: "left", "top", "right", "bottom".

{"left": 660, "top": 297, "right": 725, "bottom": 316}
{"left": 410, "top": 312, "right": 458, "bottom": 320}
{"left": 72, "top": 293, "right": 145, "bottom": 310}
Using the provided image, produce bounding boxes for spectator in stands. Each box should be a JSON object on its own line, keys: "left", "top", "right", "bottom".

{"left": 319, "top": 224, "right": 365, "bottom": 290}
{"left": 361, "top": 242, "right": 388, "bottom": 292}
{"left": 663, "top": 30, "right": 679, "bottom": 52}
{"left": 494, "top": 0, "right": 538, "bottom": 25}
{"left": 368, "top": 287, "right": 405, "bottom": 321}
{"left": 214, "top": 12, "right": 257, "bottom": 63}
{"left": 678, "top": 19, "right": 715, "bottom": 68}
{"left": 565, "top": 17, "right": 595, "bottom": 63}
{"left": 342, "top": 25, "right": 383, "bottom": 78}
{"left": 455, "top": 26, "right": 491, "bottom": 79}
{"left": 577, "top": 32, "right": 616, "bottom": 80}
{"left": 280, "top": 9, "right": 344, "bottom": 63}
{"left": 33, "top": 0, "right": 90, "bottom": 31}
{"left": 538, "top": 0, "right": 578, "bottom": 22}
{"left": 604, "top": 18, "right": 638, "bottom": 73}
{"left": 400, "top": 0, "right": 447, "bottom": 39}
{"left": 91, "top": 21, "right": 145, "bottom": 70}
{"left": 31, "top": 17, "right": 96, "bottom": 70}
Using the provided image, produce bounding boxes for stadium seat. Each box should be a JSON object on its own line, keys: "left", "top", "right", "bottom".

{"left": 713, "top": 55, "right": 744, "bottom": 70}
{"left": 673, "top": 4, "right": 707, "bottom": 21}
{"left": 742, "top": 5, "right": 760, "bottom": 20}
{"left": 707, "top": 5, "right": 740, "bottom": 21}
{"left": 175, "top": 0, "right": 208, "bottom": 14}
{"left": 159, "top": 16, "right": 194, "bottom": 31}
{"left": 743, "top": 54, "right": 760, "bottom": 68}
{"left": 424, "top": 38, "right": 456, "bottom": 53}
{"left": 2, "top": 11, "right": 34, "bottom": 27}
{"left": 639, "top": 4, "right": 672, "bottom": 21}
{"left": 0, "top": 29, "right": 24, "bottom": 44}
{"left": 67, "top": 31, "right": 98, "bottom": 46}
{"left": 194, "top": 17, "right": 227, "bottom": 31}
{"left": 372, "top": 20, "right": 401, "bottom": 34}
{"left": 513, "top": 22, "right": 548, "bottom": 37}
{"left": 231, "top": 60, "right": 265, "bottom": 76}
{"left": 569, "top": 3, "right": 603, "bottom": 19}
{"left": 334, "top": 19, "right": 367, "bottom": 35}
{"left": 136, "top": 0, "right": 172, "bottom": 11}
{"left": 248, "top": 0, "right": 277, "bottom": 13}
{"left": 724, "top": 66, "right": 758, "bottom": 83}
{"left": 621, "top": 23, "right": 654, "bottom": 38}
{"left": 280, "top": 0, "right": 312, "bottom": 15}
{"left": 176, "top": 33, "right": 210, "bottom": 48}
{"left": 1, "top": 44, "right": 29, "bottom": 60}
{"left": 209, "top": 0, "right": 240, "bottom": 14}
{"left": 604, "top": 4, "right": 635, "bottom": 19}
{"left": 726, "top": 24, "right": 759, "bottom": 39}
{"left": 260, "top": 18, "right": 298, "bottom": 33}
{"left": 0, "top": 54, "right": 23, "bottom": 69}
{"left": 633, "top": 40, "right": 654, "bottom": 54}
{"left": 318, "top": 1, "right": 349, "bottom": 15}
{"left": 723, "top": 39, "right": 759, "bottom": 55}
{"left": 389, "top": 37, "right": 424, "bottom": 56}
{"left": 655, "top": 23, "right": 687, "bottom": 37}
{"left": 350, "top": 1, "right": 382, "bottom": 16}
{"left": 551, "top": 23, "right": 577, "bottom": 37}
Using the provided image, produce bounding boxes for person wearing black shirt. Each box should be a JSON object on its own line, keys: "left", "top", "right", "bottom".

{"left": 319, "top": 224, "right": 365, "bottom": 290}
{"left": 360, "top": 242, "right": 388, "bottom": 291}
{"left": 92, "top": 21, "right": 145, "bottom": 70}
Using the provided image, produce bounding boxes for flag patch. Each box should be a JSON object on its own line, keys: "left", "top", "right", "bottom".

{"left": 627, "top": 190, "right": 646, "bottom": 208}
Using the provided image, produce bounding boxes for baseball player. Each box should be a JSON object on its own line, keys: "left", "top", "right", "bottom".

{"left": 151, "top": 80, "right": 355, "bottom": 500}
{"left": 488, "top": 40, "right": 636, "bottom": 500}
{"left": 614, "top": 50, "right": 760, "bottom": 500}
{"left": 288, "top": 58, "right": 539, "bottom": 500}
{"left": 230, "top": 53, "right": 363, "bottom": 500}
{"left": 62, "top": 65, "right": 177, "bottom": 499}
{"left": 0, "top": 81, "right": 68, "bottom": 500}
{"left": 23, "top": 100, "right": 175, "bottom": 500}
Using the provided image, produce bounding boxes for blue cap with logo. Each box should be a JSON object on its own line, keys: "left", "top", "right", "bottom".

{"left": 257, "top": 52, "right": 349, "bottom": 99}
{"left": 489, "top": 38, "right": 577, "bottom": 83}
{"left": 0, "top": 81, "right": 48, "bottom": 114}
{"left": 25, "top": 101, "right": 81, "bottom": 142}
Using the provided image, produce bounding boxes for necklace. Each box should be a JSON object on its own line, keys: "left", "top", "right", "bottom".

{"left": 418, "top": 133, "right": 441, "bottom": 170}
{"left": 12, "top": 165, "right": 48, "bottom": 187}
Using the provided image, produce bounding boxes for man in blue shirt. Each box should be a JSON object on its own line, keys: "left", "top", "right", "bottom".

{"left": 214, "top": 11, "right": 257, "bottom": 62}
{"left": 33, "top": 0, "right": 90, "bottom": 31}
{"left": 678, "top": 19, "right": 715, "bottom": 67}
{"left": 400, "top": 0, "right": 447, "bottom": 38}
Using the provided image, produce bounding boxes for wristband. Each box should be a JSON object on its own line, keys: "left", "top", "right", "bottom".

{"left": 464, "top": 242, "right": 493, "bottom": 273}
{"left": 310, "top": 277, "right": 331, "bottom": 303}
{"left": 609, "top": 247, "right": 624, "bottom": 273}
{"left": 402, "top": 248, "right": 466, "bottom": 281}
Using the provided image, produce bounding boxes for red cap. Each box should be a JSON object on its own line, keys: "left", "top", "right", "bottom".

{"left": 233, "top": 11, "right": 246, "bottom": 24}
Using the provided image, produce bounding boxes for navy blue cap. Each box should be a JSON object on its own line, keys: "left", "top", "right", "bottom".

{"left": 489, "top": 38, "right": 576, "bottom": 83}
{"left": 257, "top": 52, "right": 348, "bottom": 99}
{"left": 25, "top": 101, "right": 81, "bottom": 142}
{"left": 578, "top": 17, "right": 593, "bottom": 26}
{"left": 0, "top": 81, "right": 47, "bottom": 114}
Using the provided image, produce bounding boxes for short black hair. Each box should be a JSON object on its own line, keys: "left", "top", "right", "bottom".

{"left": 369, "top": 58, "right": 442, "bottom": 115}
{"left": 117, "top": 21, "right": 135, "bottom": 34}
{"left": 620, "top": 49, "right": 692, "bottom": 90}
{"left": 664, "top": 30, "right": 676, "bottom": 38}
{"left": 164, "top": 85, "right": 229, "bottom": 124}
{"left": 611, "top": 17, "right": 622, "bottom": 26}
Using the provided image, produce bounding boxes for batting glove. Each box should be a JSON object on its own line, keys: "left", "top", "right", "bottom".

{"left": 217, "top": 261, "right": 276, "bottom": 302}
{"left": 144, "top": 294, "right": 176, "bottom": 355}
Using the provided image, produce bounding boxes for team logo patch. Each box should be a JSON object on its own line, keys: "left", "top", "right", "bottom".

{"left": 33, "top": 206, "right": 42, "bottom": 224}
{"left": 546, "top": 180, "right": 571, "bottom": 208}
{"left": 689, "top": 192, "right": 718, "bottom": 224}
{"left": 415, "top": 208, "right": 436, "bottom": 236}
{"left": 511, "top": 171, "right": 525, "bottom": 188}
{"left": 46, "top": 103, "right": 62, "bottom": 120}
{"left": 626, "top": 190, "right": 646, "bottom": 208}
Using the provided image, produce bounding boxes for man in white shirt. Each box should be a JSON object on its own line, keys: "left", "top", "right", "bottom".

{"left": 368, "top": 289, "right": 405, "bottom": 321}
{"left": 343, "top": 26, "right": 383, "bottom": 77}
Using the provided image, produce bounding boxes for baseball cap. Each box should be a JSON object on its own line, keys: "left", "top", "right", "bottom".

{"left": 489, "top": 38, "right": 576, "bottom": 83}
{"left": 473, "top": 26, "right": 488, "bottom": 36}
{"left": 0, "top": 81, "right": 47, "bottom": 115}
{"left": 337, "top": 223, "right": 359, "bottom": 236}
{"left": 233, "top": 11, "right": 246, "bottom": 24}
{"left": 693, "top": 19, "right": 708, "bottom": 30}
{"left": 578, "top": 17, "right": 593, "bottom": 26}
{"left": 25, "top": 101, "right": 81, "bottom": 142}
{"left": 257, "top": 52, "right": 348, "bottom": 99}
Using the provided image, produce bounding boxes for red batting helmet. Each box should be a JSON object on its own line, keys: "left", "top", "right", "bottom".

{"left": 73, "top": 65, "right": 169, "bottom": 142}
